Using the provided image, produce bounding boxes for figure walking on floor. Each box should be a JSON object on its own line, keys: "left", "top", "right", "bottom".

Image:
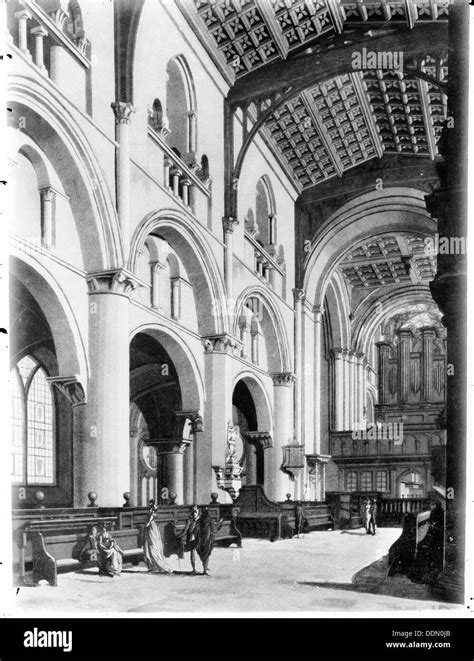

{"left": 143, "top": 504, "right": 173, "bottom": 574}
{"left": 175, "top": 505, "right": 201, "bottom": 574}
{"left": 368, "top": 498, "right": 377, "bottom": 535}
{"left": 197, "top": 506, "right": 222, "bottom": 575}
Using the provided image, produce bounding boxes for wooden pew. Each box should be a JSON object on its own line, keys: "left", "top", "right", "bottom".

{"left": 235, "top": 486, "right": 333, "bottom": 541}
{"left": 387, "top": 509, "right": 444, "bottom": 581}
{"left": 29, "top": 516, "right": 118, "bottom": 586}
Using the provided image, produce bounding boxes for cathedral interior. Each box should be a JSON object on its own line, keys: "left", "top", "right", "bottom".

{"left": 5, "top": 0, "right": 467, "bottom": 608}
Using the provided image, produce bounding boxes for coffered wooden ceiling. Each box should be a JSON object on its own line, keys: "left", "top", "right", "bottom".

{"left": 338, "top": 234, "right": 437, "bottom": 290}
{"left": 178, "top": 0, "right": 449, "bottom": 191}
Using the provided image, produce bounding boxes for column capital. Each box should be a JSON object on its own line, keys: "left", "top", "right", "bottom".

{"left": 292, "top": 288, "right": 306, "bottom": 304}
{"left": 245, "top": 431, "right": 273, "bottom": 451}
{"left": 47, "top": 376, "right": 86, "bottom": 406}
{"left": 330, "top": 347, "right": 344, "bottom": 359}
{"left": 39, "top": 186, "right": 56, "bottom": 202}
{"left": 86, "top": 268, "right": 142, "bottom": 296}
{"left": 111, "top": 101, "right": 135, "bottom": 125}
{"left": 31, "top": 25, "right": 48, "bottom": 37}
{"left": 202, "top": 333, "right": 242, "bottom": 355}
{"left": 306, "top": 453, "right": 331, "bottom": 467}
{"left": 150, "top": 260, "right": 167, "bottom": 274}
{"left": 49, "top": 8, "right": 69, "bottom": 28}
{"left": 174, "top": 410, "right": 203, "bottom": 434}
{"left": 313, "top": 304, "right": 324, "bottom": 320}
{"left": 222, "top": 216, "right": 239, "bottom": 233}
{"left": 271, "top": 372, "right": 296, "bottom": 386}
{"left": 15, "top": 9, "right": 32, "bottom": 20}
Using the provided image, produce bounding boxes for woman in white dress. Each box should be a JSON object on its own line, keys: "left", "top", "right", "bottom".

{"left": 143, "top": 505, "right": 173, "bottom": 574}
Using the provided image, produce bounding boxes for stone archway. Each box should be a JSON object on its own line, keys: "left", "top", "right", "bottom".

{"left": 129, "top": 326, "right": 204, "bottom": 505}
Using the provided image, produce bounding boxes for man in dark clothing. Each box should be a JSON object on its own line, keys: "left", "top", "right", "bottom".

{"left": 197, "top": 507, "right": 220, "bottom": 575}
{"left": 368, "top": 498, "right": 377, "bottom": 535}
{"left": 176, "top": 505, "right": 201, "bottom": 573}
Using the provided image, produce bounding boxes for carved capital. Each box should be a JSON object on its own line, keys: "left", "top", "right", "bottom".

{"left": 49, "top": 8, "right": 69, "bottom": 29}
{"left": 111, "top": 101, "right": 135, "bottom": 125}
{"left": 40, "top": 186, "right": 55, "bottom": 203}
{"left": 31, "top": 25, "right": 48, "bottom": 38}
{"left": 306, "top": 453, "right": 331, "bottom": 468}
{"left": 245, "top": 431, "right": 273, "bottom": 451}
{"left": 271, "top": 372, "right": 296, "bottom": 386}
{"left": 75, "top": 35, "right": 91, "bottom": 56}
{"left": 174, "top": 410, "right": 203, "bottom": 435}
{"left": 292, "top": 288, "right": 305, "bottom": 305}
{"left": 86, "top": 269, "right": 142, "bottom": 296}
{"left": 47, "top": 376, "right": 85, "bottom": 406}
{"left": 202, "top": 333, "right": 243, "bottom": 356}
{"left": 222, "top": 216, "right": 239, "bottom": 233}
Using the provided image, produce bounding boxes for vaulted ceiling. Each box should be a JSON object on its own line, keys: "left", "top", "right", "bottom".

{"left": 178, "top": 0, "right": 449, "bottom": 192}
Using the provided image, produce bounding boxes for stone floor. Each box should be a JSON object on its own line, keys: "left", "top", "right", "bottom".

{"left": 5, "top": 528, "right": 462, "bottom": 615}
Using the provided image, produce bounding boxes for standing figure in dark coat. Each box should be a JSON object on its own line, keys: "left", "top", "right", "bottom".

{"left": 197, "top": 507, "right": 222, "bottom": 575}
{"left": 368, "top": 499, "right": 377, "bottom": 535}
{"left": 294, "top": 502, "right": 308, "bottom": 538}
{"left": 175, "top": 505, "right": 201, "bottom": 574}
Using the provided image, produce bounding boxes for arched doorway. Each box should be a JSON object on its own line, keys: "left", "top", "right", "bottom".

{"left": 230, "top": 375, "right": 273, "bottom": 497}
{"left": 130, "top": 332, "right": 182, "bottom": 506}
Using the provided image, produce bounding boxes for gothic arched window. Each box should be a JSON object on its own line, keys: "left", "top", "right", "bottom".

{"left": 10, "top": 356, "right": 55, "bottom": 485}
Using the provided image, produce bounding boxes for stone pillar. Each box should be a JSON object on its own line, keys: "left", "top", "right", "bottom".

{"left": 331, "top": 349, "right": 344, "bottom": 430}
{"left": 15, "top": 10, "right": 32, "bottom": 55}
{"left": 187, "top": 110, "right": 197, "bottom": 153}
{"left": 238, "top": 315, "right": 249, "bottom": 359}
{"left": 355, "top": 353, "right": 365, "bottom": 428}
{"left": 40, "top": 187, "right": 55, "bottom": 250}
{"left": 377, "top": 342, "right": 392, "bottom": 405}
{"left": 150, "top": 261, "right": 166, "bottom": 309}
{"left": 313, "top": 305, "right": 323, "bottom": 454}
{"left": 175, "top": 411, "right": 203, "bottom": 505}
{"left": 424, "top": 1, "right": 468, "bottom": 603}
{"left": 47, "top": 377, "right": 86, "bottom": 507}
{"left": 163, "top": 157, "right": 171, "bottom": 188}
{"left": 111, "top": 102, "right": 135, "bottom": 257}
{"left": 421, "top": 327, "right": 436, "bottom": 402}
{"left": 165, "top": 445, "right": 186, "bottom": 505}
{"left": 222, "top": 217, "right": 238, "bottom": 297}
{"left": 398, "top": 329, "right": 412, "bottom": 403}
{"left": 85, "top": 269, "right": 138, "bottom": 506}
{"left": 342, "top": 349, "right": 351, "bottom": 429}
{"left": 170, "top": 277, "right": 181, "bottom": 321}
{"left": 268, "top": 213, "right": 276, "bottom": 246}
{"left": 267, "top": 373, "right": 294, "bottom": 501}
{"left": 181, "top": 178, "right": 190, "bottom": 206}
{"left": 250, "top": 317, "right": 259, "bottom": 365}
{"left": 293, "top": 288, "right": 305, "bottom": 442}
{"left": 31, "top": 25, "right": 48, "bottom": 71}
{"left": 203, "top": 334, "right": 241, "bottom": 503}
{"left": 171, "top": 167, "right": 182, "bottom": 197}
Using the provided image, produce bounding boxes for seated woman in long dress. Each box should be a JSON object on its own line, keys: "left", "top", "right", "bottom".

{"left": 97, "top": 524, "right": 123, "bottom": 577}
{"left": 143, "top": 505, "right": 173, "bottom": 574}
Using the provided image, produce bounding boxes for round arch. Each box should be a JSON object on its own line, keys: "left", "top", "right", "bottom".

{"left": 304, "top": 188, "right": 437, "bottom": 307}
{"left": 232, "top": 285, "right": 291, "bottom": 373}
{"left": 8, "top": 75, "right": 122, "bottom": 269}
{"left": 10, "top": 252, "right": 89, "bottom": 388}
{"left": 129, "top": 209, "right": 227, "bottom": 335}
{"left": 232, "top": 371, "right": 273, "bottom": 433}
{"left": 351, "top": 284, "right": 437, "bottom": 356}
{"left": 129, "top": 323, "right": 204, "bottom": 413}
{"left": 324, "top": 271, "right": 351, "bottom": 350}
